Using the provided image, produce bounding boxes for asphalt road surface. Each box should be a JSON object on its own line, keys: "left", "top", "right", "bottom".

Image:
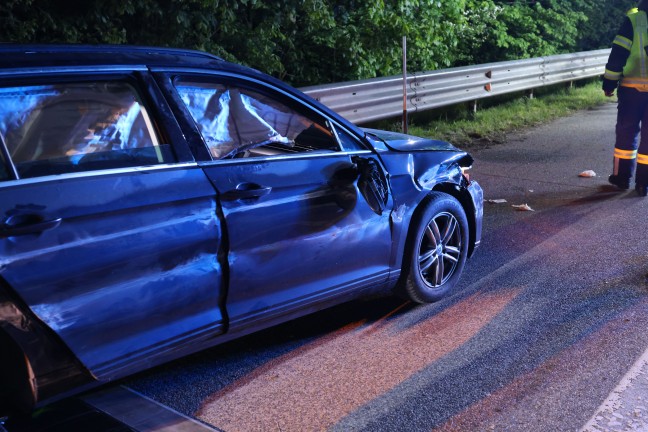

{"left": 10, "top": 100, "right": 647, "bottom": 432}
{"left": 120, "top": 101, "right": 648, "bottom": 432}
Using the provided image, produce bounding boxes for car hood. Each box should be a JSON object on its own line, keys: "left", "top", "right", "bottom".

{"left": 362, "top": 128, "right": 461, "bottom": 153}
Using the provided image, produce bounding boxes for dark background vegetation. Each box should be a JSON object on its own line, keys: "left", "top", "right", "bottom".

{"left": 0, "top": 0, "right": 637, "bottom": 86}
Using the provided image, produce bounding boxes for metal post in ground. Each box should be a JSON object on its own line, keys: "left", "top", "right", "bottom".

{"left": 402, "top": 36, "right": 408, "bottom": 134}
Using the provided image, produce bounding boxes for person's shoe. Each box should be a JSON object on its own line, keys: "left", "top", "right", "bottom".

{"left": 636, "top": 183, "right": 648, "bottom": 196}
{"left": 609, "top": 174, "right": 630, "bottom": 189}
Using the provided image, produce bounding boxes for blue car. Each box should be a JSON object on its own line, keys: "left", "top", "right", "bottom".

{"left": 0, "top": 45, "right": 482, "bottom": 414}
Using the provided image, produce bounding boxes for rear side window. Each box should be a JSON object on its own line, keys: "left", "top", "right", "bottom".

{"left": 0, "top": 81, "right": 174, "bottom": 179}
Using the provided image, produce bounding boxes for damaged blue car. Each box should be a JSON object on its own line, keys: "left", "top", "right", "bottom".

{"left": 0, "top": 45, "right": 483, "bottom": 414}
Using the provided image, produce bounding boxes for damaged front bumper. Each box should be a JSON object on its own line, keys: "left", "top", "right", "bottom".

{"left": 467, "top": 179, "right": 484, "bottom": 256}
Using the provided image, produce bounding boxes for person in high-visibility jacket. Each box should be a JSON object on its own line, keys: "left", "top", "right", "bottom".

{"left": 603, "top": 0, "right": 648, "bottom": 196}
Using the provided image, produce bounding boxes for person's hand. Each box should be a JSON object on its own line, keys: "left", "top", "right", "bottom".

{"left": 604, "top": 89, "right": 615, "bottom": 97}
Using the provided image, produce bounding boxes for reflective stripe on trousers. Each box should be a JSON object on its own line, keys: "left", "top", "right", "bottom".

{"left": 614, "top": 86, "right": 648, "bottom": 184}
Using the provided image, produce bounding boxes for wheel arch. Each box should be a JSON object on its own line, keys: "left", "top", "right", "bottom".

{"left": 432, "top": 182, "right": 479, "bottom": 258}
{"left": 396, "top": 188, "right": 470, "bottom": 303}
{"left": 0, "top": 325, "right": 36, "bottom": 416}
{"left": 0, "top": 278, "right": 94, "bottom": 415}
{"left": 396, "top": 182, "right": 477, "bottom": 259}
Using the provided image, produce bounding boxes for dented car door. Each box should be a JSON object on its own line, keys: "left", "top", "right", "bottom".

{"left": 169, "top": 76, "right": 394, "bottom": 333}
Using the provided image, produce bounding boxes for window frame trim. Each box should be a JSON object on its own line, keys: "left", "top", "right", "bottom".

{"left": 0, "top": 161, "right": 201, "bottom": 188}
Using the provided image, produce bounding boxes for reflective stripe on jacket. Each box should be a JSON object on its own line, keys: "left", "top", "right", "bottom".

{"left": 621, "top": 9, "right": 648, "bottom": 91}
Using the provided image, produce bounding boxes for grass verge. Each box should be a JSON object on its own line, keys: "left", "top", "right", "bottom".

{"left": 377, "top": 80, "right": 614, "bottom": 150}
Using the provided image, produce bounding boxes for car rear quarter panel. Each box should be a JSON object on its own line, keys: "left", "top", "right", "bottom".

{"left": 0, "top": 283, "right": 93, "bottom": 413}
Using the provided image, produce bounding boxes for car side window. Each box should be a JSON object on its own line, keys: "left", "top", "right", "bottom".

{"left": 0, "top": 81, "right": 173, "bottom": 179}
{"left": 335, "top": 127, "right": 367, "bottom": 151}
{"left": 174, "top": 80, "right": 340, "bottom": 159}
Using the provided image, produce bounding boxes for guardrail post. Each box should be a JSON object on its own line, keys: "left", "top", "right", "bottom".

{"left": 402, "top": 36, "right": 408, "bottom": 134}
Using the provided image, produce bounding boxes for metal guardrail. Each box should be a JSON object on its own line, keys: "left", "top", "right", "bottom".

{"left": 300, "top": 49, "right": 611, "bottom": 124}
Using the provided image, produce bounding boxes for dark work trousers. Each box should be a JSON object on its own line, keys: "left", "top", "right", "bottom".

{"left": 614, "top": 86, "right": 648, "bottom": 185}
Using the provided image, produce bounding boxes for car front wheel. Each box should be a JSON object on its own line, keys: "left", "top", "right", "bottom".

{"left": 402, "top": 192, "right": 469, "bottom": 303}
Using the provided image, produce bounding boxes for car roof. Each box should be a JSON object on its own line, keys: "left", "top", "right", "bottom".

{"left": 0, "top": 44, "right": 238, "bottom": 70}
{"left": 0, "top": 44, "right": 366, "bottom": 138}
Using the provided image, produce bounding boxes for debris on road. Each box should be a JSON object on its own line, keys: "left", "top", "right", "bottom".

{"left": 579, "top": 170, "right": 597, "bottom": 178}
{"left": 487, "top": 199, "right": 508, "bottom": 204}
{"left": 512, "top": 203, "right": 534, "bottom": 211}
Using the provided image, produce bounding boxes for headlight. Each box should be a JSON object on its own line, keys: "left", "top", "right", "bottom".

{"left": 461, "top": 166, "right": 471, "bottom": 183}
{"left": 457, "top": 154, "right": 474, "bottom": 185}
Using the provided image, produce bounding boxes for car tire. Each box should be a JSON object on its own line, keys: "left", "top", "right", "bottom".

{"left": 402, "top": 192, "right": 469, "bottom": 303}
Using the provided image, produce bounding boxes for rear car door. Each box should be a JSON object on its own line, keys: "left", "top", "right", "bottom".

{"left": 159, "top": 72, "right": 394, "bottom": 333}
{"left": 0, "top": 70, "right": 225, "bottom": 380}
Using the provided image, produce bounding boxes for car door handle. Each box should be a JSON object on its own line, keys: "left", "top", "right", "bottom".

{"left": 221, "top": 184, "right": 272, "bottom": 201}
{"left": 0, "top": 214, "right": 62, "bottom": 238}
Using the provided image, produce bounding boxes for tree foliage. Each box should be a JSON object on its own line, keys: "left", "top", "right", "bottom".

{"left": 0, "top": 0, "right": 637, "bottom": 86}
